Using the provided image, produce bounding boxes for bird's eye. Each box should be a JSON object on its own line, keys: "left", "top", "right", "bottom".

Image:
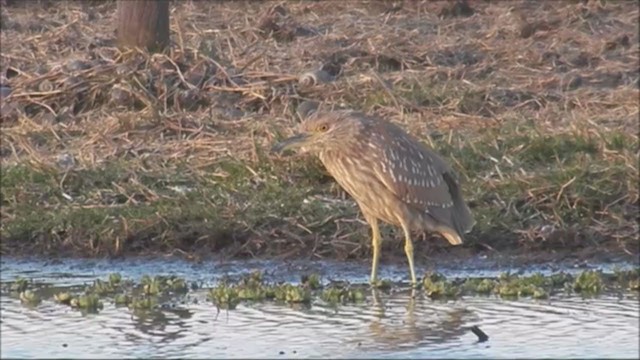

{"left": 318, "top": 125, "right": 328, "bottom": 132}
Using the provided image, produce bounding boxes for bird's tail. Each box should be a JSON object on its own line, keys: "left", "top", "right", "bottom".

{"left": 452, "top": 201, "right": 475, "bottom": 235}
{"left": 443, "top": 172, "right": 475, "bottom": 235}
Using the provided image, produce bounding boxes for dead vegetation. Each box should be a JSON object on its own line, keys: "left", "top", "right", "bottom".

{"left": 0, "top": 0, "right": 638, "bottom": 262}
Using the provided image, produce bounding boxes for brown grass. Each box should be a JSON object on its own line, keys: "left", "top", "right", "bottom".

{"left": 0, "top": 0, "right": 638, "bottom": 262}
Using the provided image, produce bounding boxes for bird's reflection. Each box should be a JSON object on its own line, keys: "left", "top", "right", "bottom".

{"left": 364, "top": 288, "right": 476, "bottom": 350}
{"left": 128, "top": 307, "right": 194, "bottom": 344}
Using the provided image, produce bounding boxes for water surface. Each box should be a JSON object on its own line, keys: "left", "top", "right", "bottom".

{"left": 1, "top": 257, "right": 638, "bottom": 359}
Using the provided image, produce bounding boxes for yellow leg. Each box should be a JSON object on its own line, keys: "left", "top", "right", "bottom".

{"left": 400, "top": 222, "right": 418, "bottom": 286}
{"left": 364, "top": 214, "right": 382, "bottom": 285}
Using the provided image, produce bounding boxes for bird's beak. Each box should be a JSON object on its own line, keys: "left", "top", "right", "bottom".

{"left": 270, "top": 133, "right": 312, "bottom": 154}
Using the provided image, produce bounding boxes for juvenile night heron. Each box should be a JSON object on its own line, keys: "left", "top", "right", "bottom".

{"left": 271, "top": 110, "right": 474, "bottom": 285}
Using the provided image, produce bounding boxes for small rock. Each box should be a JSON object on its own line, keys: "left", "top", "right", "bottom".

{"left": 604, "top": 34, "right": 631, "bottom": 51}
{"left": 64, "top": 59, "right": 91, "bottom": 72}
{"left": 5, "top": 67, "right": 19, "bottom": 79}
{"left": 115, "top": 64, "right": 132, "bottom": 77}
{"left": 569, "top": 52, "right": 594, "bottom": 68}
{"left": 110, "top": 84, "right": 133, "bottom": 107}
{"left": 38, "top": 79, "right": 54, "bottom": 92}
{"left": 63, "top": 76, "right": 82, "bottom": 87}
{"left": 565, "top": 75, "right": 582, "bottom": 91}
{"left": 224, "top": 108, "right": 245, "bottom": 119}
{"left": 56, "top": 153, "right": 76, "bottom": 169}
{"left": 519, "top": 23, "right": 537, "bottom": 39}
{"left": 298, "top": 69, "right": 333, "bottom": 86}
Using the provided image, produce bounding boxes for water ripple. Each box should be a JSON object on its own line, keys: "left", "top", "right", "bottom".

{"left": 1, "top": 258, "right": 638, "bottom": 359}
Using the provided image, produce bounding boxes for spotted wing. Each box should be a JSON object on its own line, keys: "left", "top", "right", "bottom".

{"left": 368, "top": 122, "right": 456, "bottom": 214}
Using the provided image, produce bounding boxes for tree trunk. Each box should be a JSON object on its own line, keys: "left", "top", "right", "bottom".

{"left": 117, "top": 0, "right": 170, "bottom": 52}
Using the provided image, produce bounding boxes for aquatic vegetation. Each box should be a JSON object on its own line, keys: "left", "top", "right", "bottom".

{"left": 208, "top": 283, "right": 241, "bottom": 310}
{"left": 10, "top": 278, "right": 29, "bottom": 293}
{"left": 371, "top": 279, "right": 393, "bottom": 290}
{"left": 301, "top": 273, "right": 322, "bottom": 290}
{"left": 320, "top": 286, "right": 366, "bottom": 305}
{"left": 495, "top": 281, "right": 520, "bottom": 298}
{"left": 237, "top": 285, "right": 268, "bottom": 301}
{"left": 4, "top": 267, "right": 637, "bottom": 317}
{"left": 114, "top": 294, "right": 132, "bottom": 306}
{"left": 242, "top": 270, "right": 266, "bottom": 288}
{"left": 109, "top": 273, "right": 122, "bottom": 286}
{"left": 284, "top": 285, "right": 312, "bottom": 304}
{"left": 573, "top": 270, "right": 604, "bottom": 295}
{"left": 87, "top": 273, "right": 138, "bottom": 296}
{"left": 54, "top": 292, "right": 73, "bottom": 305}
{"left": 425, "top": 268, "right": 634, "bottom": 300}
{"left": 423, "top": 273, "right": 461, "bottom": 299}
{"left": 90, "top": 279, "right": 119, "bottom": 296}
{"left": 531, "top": 287, "right": 549, "bottom": 299}
{"left": 141, "top": 275, "right": 189, "bottom": 296}
{"left": 141, "top": 276, "right": 162, "bottom": 296}
{"left": 613, "top": 268, "right": 640, "bottom": 291}
{"left": 462, "top": 278, "right": 496, "bottom": 294}
{"left": 70, "top": 294, "right": 104, "bottom": 312}
{"left": 128, "top": 296, "right": 158, "bottom": 311}
{"left": 270, "top": 284, "right": 289, "bottom": 302}
{"left": 208, "top": 271, "right": 366, "bottom": 308}
{"left": 493, "top": 272, "right": 551, "bottom": 299}
{"left": 495, "top": 281, "right": 548, "bottom": 299}
{"left": 548, "top": 272, "right": 573, "bottom": 288}
{"left": 263, "top": 283, "right": 312, "bottom": 304}
{"left": 166, "top": 277, "right": 189, "bottom": 293}
{"left": 19, "top": 290, "right": 41, "bottom": 306}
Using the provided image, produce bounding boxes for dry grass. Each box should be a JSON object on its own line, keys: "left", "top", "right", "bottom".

{"left": 0, "top": 0, "right": 638, "bottom": 262}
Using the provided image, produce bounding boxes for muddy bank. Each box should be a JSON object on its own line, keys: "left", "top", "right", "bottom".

{"left": 1, "top": 233, "right": 637, "bottom": 275}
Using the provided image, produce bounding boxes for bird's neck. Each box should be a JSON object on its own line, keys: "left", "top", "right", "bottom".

{"left": 318, "top": 146, "right": 353, "bottom": 164}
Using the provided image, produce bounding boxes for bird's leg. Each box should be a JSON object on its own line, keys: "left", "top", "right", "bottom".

{"left": 364, "top": 214, "right": 382, "bottom": 285}
{"left": 400, "top": 221, "right": 418, "bottom": 286}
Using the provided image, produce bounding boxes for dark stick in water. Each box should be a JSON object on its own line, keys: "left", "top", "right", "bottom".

{"left": 470, "top": 325, "right": 489, "bottom": 342}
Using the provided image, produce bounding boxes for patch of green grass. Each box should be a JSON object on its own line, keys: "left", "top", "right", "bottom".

{"left": 0, "top": 155, "right": 343, "bottom": 255}
{"left": 1, "top": 116, "right": 637, "bottom": 258}
{"left": 431, "top": 123, "right": 638, "bottom": 243}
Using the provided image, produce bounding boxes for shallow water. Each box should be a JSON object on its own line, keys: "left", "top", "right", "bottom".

{"left": 1, "top": 257, "right": 638, "bottom": 359}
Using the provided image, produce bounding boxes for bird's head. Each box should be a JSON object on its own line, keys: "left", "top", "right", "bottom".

{"left": 271, "top": 111, "right": 362, "bottom": 155}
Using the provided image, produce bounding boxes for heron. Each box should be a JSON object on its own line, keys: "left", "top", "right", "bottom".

{"left": 271, "top": 110, "right": 474, "bottom": 286}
